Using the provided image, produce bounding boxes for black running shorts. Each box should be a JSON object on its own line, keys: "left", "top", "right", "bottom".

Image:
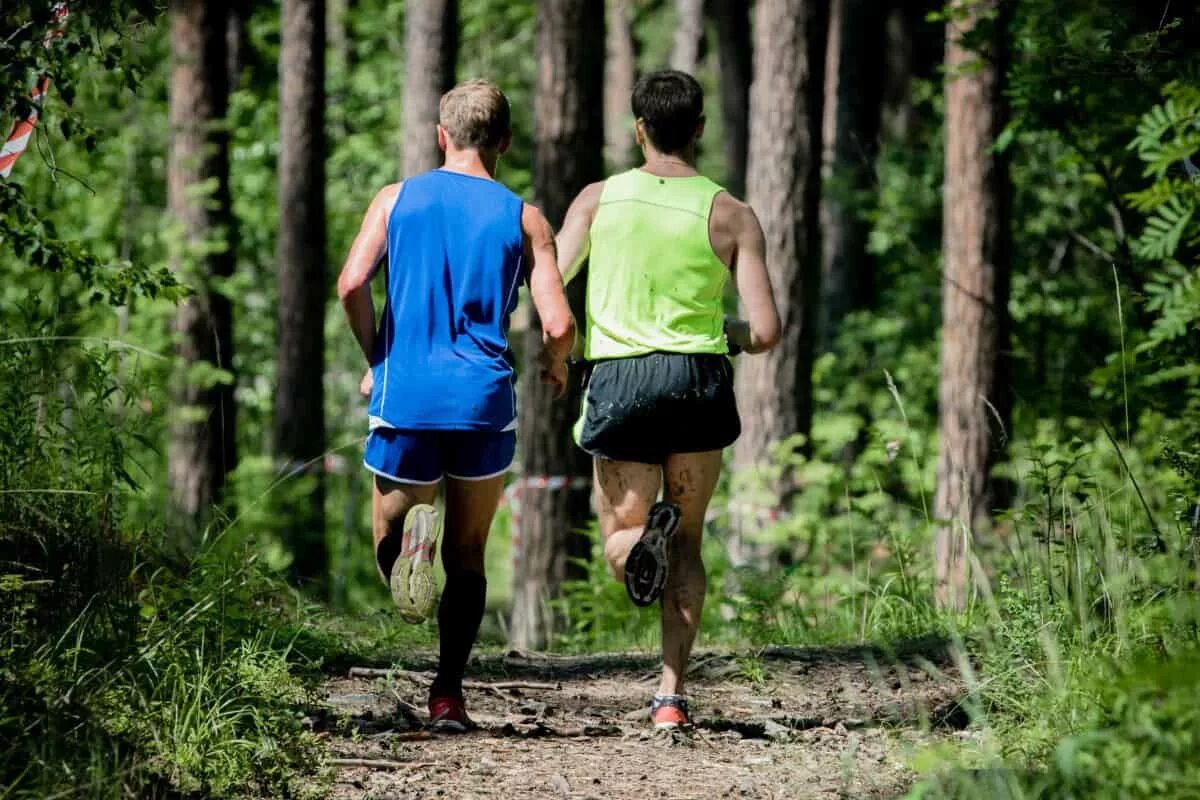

{"left": 576, "top": 352, "right": 741, "bottom": 464}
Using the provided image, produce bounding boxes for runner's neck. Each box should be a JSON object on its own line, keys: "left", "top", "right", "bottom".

{"left": 440, "top": 149, "right": 498, "bottom": 181}
{"left": 639, "top": 153, "right": 699, "bottom": 179}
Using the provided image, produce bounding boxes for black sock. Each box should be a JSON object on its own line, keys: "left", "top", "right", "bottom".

{"left": 430, "top": 570, "right": 487, "bottom": 700}
{"left": 376, "top": 533, "right": 402, "bottom": 581}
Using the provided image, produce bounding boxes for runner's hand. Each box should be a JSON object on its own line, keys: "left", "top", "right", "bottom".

{"left": 360, "top": 368, "right": 373, "bottom": 398}
{"left": 541, "top": 357, "right": 568, "bottom": 399}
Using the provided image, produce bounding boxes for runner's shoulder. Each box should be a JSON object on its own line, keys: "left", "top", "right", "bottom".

{"left": 710, "top": 191, "right": 758, "bottom": 237}
{"left": 572, "top": 180, "right": 607, "bottom": 214}
{"left": 371, "top": 182, "right": 403, "bottom": 215}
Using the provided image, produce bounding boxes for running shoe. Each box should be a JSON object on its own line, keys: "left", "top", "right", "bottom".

{"left": 390, "top": 503, "right": 439, "bottom": 623}
{"left": 650, "top": 694, "right": 692, "bottom": 730}
{"left": 428, "top": 695, "right": 472, "bottom": 733}
{"left": 624, "top": 501, "right": 681, "bottom": 607}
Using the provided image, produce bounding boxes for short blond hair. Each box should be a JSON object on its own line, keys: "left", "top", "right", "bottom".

{"left": 439, "top": 80, "right": 511, "bottom": 150}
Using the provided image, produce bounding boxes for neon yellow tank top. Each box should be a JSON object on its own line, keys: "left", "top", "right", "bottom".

{"left": 584, "top": 169, "right": 730, "bottom": 360}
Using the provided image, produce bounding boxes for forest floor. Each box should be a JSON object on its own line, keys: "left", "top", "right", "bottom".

{"left": 314, "top": 639, "right": 969, "bottom": 799}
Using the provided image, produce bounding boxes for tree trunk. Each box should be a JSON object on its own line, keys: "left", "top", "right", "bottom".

{"left": 510, "top": 0, "right": 605, "bottom": 652}
{"left": 226, "top": 4, "right": 249, "bottom": 91}
{"left": 933, "top": 0, "right": 1013, "bottom": 609}
{"left": 710, "top": 0, "right": 751, "bottom": 198}
{"left": 818, "top": 0, "right": 884, "bottom": 350}
{"left": 604, "top": 0, "right": 637, "bottom": 170}
{"left": 276, "top": 0, "right": 328, "bottom": 593}
{"left": 167, "top": 0, "right": 236, "bottom": 539}
{"left": 670, "top": 0, "right": 706, "bottom": 74}
{"left": 731, "top": 0, "right": 828, "bottom": 544}
{"left": 881, "top": 0, "right": 942, "bottom": 143}
{"left": 402, "top": 0, "right": 458, "bottom": 176}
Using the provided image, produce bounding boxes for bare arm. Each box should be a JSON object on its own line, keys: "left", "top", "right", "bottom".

{"left": 555, "top": 181, "right": 604, "bottom": 285}
{"left": 523, "top": 203, "right": 576, "bottom": 396}
{"left": 725, "top": 203, "right": 781, "bottom": 354}
{"left": 336, "top": 184, "right": 400, "bottom": 361}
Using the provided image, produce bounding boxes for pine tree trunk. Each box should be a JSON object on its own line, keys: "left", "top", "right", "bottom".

{"left": 933, "top": 0, "right": 1013, "bottom": 609}
{"left": 226, "top": 4, "right": 249, "bottom": 91}
{"left": 733, "top": 0, "right": 828, "bottom": 474}
{"left": 276, "top": 0, "right": 328, "bottom": 593}
{"left": 510, "top": 0, "right": 605, "bottom": 652}
{"left": 402, "top": 0, "right": 458, "bottom": 176}
{"left": 710, "top": 0, "right": 751, "bottom": 198}
{"left": 604, "top": 0, "right": 637, "bottom": 170}
{"left": 818, "top": 0, "right": 884, "bottom": 350}
{"left": 670, "top": 0, "right": 706, "bottom": 74}
{"left": 167, "top": 0, "right": 236, "bottom": 538}
{"left": 881, "top": 0, "right": 942, "bottom": 143}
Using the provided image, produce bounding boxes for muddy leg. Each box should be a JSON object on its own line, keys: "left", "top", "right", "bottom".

{"left": 593, "top": 458, "right": 662, "bottom": 579}
{"left": 658, "top": 450, "right": 722, "bottom": 697}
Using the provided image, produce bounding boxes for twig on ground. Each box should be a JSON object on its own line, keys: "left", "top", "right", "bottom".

{"left": 331, "top": 758, "right": 436, "bottom": 770}
{"left": 388, "top": 687, "right": 426, "bottom": 727}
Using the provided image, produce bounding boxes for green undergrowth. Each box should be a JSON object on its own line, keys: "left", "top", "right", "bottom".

{"left": 0, "top": 331, "right": 418, "bottom": 799}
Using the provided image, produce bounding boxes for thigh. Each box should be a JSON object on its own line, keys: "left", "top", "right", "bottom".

{"left": 662, "top": 449, "right": 723, "bottom": 544}
{"left": 442, "top": 473, "right": 506, "bottom": 572}
{"left": 594, "top": 457, "right": 662, "bottom": 537}
{"left": 373, "top": 475, "right": 439, "bottom": 546}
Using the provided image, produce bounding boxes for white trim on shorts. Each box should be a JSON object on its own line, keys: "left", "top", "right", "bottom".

{"left": 444, "top": 462, "right": 514, "bottom": 482}
{"left": 362, "top": 460, "right": 442, "bottom": 486}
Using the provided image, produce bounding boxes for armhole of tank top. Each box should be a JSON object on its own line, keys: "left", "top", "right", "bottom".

{"left": 705, "top": 186, "right": 734, "bottom": 272}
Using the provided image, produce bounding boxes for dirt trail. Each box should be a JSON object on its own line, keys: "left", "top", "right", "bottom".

{"left": 316, "top": 640, "right": 966, "bottom": 799}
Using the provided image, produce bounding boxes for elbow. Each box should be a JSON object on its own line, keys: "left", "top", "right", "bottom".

{"left": 755, "top": 317, "right": 782, "bottom": 353}
{"left": 544, "top": 312, "right": 575, "bottom": 351}
{"left": 336, "top": 272, "right": 363, "bottom": 303}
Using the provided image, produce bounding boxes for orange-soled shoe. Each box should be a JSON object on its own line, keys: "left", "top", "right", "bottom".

{"left": 428, "top": 695, "right": 472, "bottom": 733}
{"left": 650, "top": 694, "right": 692, "bottom": 731}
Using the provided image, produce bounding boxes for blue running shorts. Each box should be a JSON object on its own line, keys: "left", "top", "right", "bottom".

{"left": 363, "top": 428, "right": 516, "bottom": 485}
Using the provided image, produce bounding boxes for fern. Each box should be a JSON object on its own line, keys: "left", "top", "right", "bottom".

{"left": 1134, "top": 195, "right": 1196, "bottom": 260}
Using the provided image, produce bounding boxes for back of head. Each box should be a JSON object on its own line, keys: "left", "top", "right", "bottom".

{"left": 631, "top": 70, "right": 704, "bottom": 154}
{"left": 439, "top": 79, "right": 511, "bottom": 151}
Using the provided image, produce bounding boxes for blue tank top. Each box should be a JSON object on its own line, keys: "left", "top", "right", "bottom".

{"left": 368, "top": 170, "right": 525, "bottom": 431}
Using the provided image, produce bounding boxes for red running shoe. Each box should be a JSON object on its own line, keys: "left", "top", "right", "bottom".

{"left": 428, "top": 695, "right": 472, "bottom": 733}
{"left": 650, "top": 694, "right": 692, "bottom": 730}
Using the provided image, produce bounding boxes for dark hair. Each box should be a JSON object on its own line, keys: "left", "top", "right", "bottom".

{"left": 631, "top": 70, "right": 704, "bottom": 153}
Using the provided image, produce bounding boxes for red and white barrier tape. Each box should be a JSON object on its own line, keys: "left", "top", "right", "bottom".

{"left": 1, "top": 4, "right": 69, "bottom": 179}
{"left": 504, "top": 474, "right": 593, "bottom": 570}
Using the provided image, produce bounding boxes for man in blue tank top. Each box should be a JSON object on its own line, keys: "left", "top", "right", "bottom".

{"left": 336, "top": 80, "right": 575, "bottom": 732}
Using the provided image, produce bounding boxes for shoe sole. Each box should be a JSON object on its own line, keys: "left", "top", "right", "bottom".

{"left": 624, "top": 502, "right": 681, "bottom": 607}
{"left": 430, "top": 718, "right": 469, "bottom": 733}
{"left": 391, "top": 503, "right": 439, "bottom": 623}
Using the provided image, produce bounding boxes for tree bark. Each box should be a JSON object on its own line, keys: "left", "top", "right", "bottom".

{"left": 276, "top": 0, "right": 328, "bottom": 593}
{"left": 226, "top": 4, "right": 249, "bottom": 91}
{"left": 510, "top": 0, "right": 605, "bottom": 652}
{"left": 733, "top": 0, "right": 828, "bottom": 471}
{"left": 881, "top": 0, "right": 942, "bottom": 143}
{"left": 710, "top": 0, "right": 751, "bottom": 198}
{"left": 604, "top": 0, "right": 637, "bottom": 170}
{"left": 731, "top": 0, "right": 828, "bottom": 556}
{"left": 670, "top": 0, "right": 706, "bottom": 74}
{"left": 934, "top": 0, "right": 1013, "bottom": 609}
{"left": 402, "top": 0, "right": 458, "bottom": 176}
{"left": 167, "top": 0, "right": 236, "bottom": 538}
{"left": 818, "top": 0, "right": 884, "bottom": 350}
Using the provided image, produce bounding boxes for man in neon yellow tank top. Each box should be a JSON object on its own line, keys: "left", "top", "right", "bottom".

{"left": 557, "top": 70, "right": 781, "bottom": 731}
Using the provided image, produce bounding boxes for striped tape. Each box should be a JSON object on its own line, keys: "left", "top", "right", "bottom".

{"left": 1, "top": 4, "right": 69, "bottom": 179}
